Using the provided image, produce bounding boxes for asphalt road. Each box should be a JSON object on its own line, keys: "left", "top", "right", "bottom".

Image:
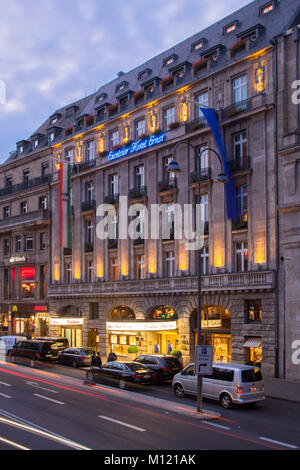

{"left": 0, "top": 360, "right": 299, "bottom": 451}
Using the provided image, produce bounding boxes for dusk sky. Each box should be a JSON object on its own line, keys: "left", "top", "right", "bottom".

{"left": 0, "top": 0, "right": 251, "bottom": 163}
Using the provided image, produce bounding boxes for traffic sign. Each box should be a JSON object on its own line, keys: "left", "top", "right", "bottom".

{"left": 195, "top": 345, "right": 213, "bottom": 376}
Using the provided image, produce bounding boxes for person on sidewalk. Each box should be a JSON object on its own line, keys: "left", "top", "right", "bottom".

{"left": 91, "top": 351, "right": 97, "bottom": 366}
{"left": 96, "top": 352, "right": 102, "bottom": 368}
{"left": 108, "top": 350, "right": 117, "bottom": 362}
{"left": 167, "top": 340, "right": 173, "bottom": 354}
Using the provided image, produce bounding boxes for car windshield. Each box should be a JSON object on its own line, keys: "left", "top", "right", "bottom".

{"left": 241, "top": 368, "right": 262, "bottom": 383}
{"left": 125, "top": 363, "right": 148, "bottom": 373}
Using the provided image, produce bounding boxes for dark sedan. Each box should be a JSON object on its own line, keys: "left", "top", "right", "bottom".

{"left": 58, "top": 347, "right": 94, "bottom": 368}
{"left": 133, "top": 354, "right": 183, "bottom": 383}
{"left": 86, "top": 361, "right": 157, "bottom": 390}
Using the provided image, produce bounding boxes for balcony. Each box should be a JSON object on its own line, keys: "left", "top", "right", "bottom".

{"left": 128, "top": 186, "right": 147, "bottom": 201}
{"left": 158, "top": 178, "right": 178, "bottom": 193}
{"left": 81, "top": 200, "right": 96, "bottom": 213}
{"left": 0, "top": 175, "right": 51, "bottom": 198}
{"left": 229, "top": 156, "right": 251, "bottom": 173}
{"left": 189, "top": 168, "right": 211, "bottom": 184}
{"left": 84, "top": 242, "right": 94, "bottom": 253}
{"left": 49, "top": 271, "right": 275, "bottom": 297}
{"left": 104, "top": 193, "right": 120, "bottom": 205}
{"left": 185, "top": 117, "right": 207, "bottom": 134}
{"left": 0, "top": 209, "right": 50, "bottom": 231}
{"left": 72, "top": 160, "right": 96, "bottom": 174}
{"left": 219, "top": 98, "right": 252, "bottom": 121}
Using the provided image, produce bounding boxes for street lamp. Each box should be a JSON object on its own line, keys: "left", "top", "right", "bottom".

{"left": 167, "top": 141, "right": 228, "bottom": 413}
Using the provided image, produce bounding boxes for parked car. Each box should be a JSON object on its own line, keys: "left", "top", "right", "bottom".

{"left": 172, "top": 362, "right": 265, "bottom": 408}
{"left": 58, "top": 347, "right": 94, "bottom": 368}
{"left": 133, "top": 354, "right": 183, "bottom": 383}
{"left": 0, "top": 336, "right": 26, "bottom": 356}
{"left": 86, "top": 361, "right": 157, "bottom": 389}
{"left": 11, "top": 340, "right": 59, "bottom": 367}
{"left": 34, "top": 337, "right": 69, "bottom": 352}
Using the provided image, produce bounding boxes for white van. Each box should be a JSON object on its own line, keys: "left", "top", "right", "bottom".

{"left": 172, "top": 362, "right": 265, "bottom": 408}
{"left": 0, "top": 336, "right": 27, "bottom": 356}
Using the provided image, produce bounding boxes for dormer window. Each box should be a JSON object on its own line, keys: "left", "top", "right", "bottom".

{"left": 96, "top": 93, "right": 107, "bottom": 104}
{"left": 49, "top": 132, "right": 55, "bottom": 143}
{"left": 225, "top": 24, "right": 236, "bottom": 34}
{"left": 163, "top": 54, "right": 177, "bottom": 67}
{"left": 51, "top": 117, "right": 58, "bottom": 125}
{"left": 192, "top": 40, "right": 204, "bottom": 52}
{"left": 138, "top": 69, "right": 151, "bottom": 81}
{"left": 19, "top": 145, "right": 24, "bottom": 154}
{"left": 260, "top": 2, "right": 274, "bottom": 15}
{"left": 116, "top": 81, "right": 128, "bottom": 93}
{"left": 33, "top": 139, "right": 38, "bottom": 149}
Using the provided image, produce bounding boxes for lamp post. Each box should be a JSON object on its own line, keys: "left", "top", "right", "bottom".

{"left": 168, "top": 141, "right": 228, "bottom": 413}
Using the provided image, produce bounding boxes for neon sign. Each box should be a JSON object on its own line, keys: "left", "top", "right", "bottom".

{"left": 107, "top": 132, "right": 166, "bottom": 162}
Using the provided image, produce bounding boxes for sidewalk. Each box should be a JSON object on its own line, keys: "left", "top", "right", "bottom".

{"left": 264, "top": 377, "right": 300, "bottom": 403}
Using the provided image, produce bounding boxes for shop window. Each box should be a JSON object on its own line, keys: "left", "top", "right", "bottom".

{"left": 148, "top": 305, "right": 178, "bottom": 321}
{"left": 245, "top": 300, "right": 262, "bottom": 323}
{"left": 19, "top": 266, "right": 35, "bottom": 299}
{"left": 108, "top": 306, "right": 135, "bottom": 321}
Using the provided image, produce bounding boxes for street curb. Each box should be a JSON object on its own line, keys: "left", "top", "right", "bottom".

{"left": 265, "top": 394, "right": 300, "bottom": 404}
{"left": 83, "top": 380, "right": 221, "bottom": 421}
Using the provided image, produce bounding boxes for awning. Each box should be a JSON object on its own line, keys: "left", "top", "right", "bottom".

{"left": 244, "top": 337, "right": 262, "bottom": 348}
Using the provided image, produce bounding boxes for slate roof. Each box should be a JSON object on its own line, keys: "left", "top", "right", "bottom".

{"left": 4, "top": 0, "right": 300, "bottom": 164}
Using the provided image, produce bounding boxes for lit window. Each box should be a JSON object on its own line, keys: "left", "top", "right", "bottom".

{"left": 87, "top": 140, "right": 95, "bottom": 161}
{"left": 165, "top": 57, "right": 174, "bottom": 66}
{"left": 135, "top": 119, "right": 145, "bottom": 139}
{"left": 192, "top": 40, "right": 203, "bottom": 51}
{"left": 261, "top": 3, "right": 274, "bottom": 14}
{"left": 225, "top": 24, "right": 236, "bottom": 34}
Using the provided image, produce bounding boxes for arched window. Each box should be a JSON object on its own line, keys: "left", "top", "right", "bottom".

{"left": 108, "top": 306, "right": 135, "bottom": 321}
{"left": 148, "top": 305, "right": 178, "bottom": 321}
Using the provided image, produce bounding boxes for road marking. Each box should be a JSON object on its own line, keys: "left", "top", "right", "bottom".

{"left": 202, "top": 421, "right": 231, "bottom": 431}
{"left": 0, "top": 393, "right": 11, "bottom": 399}
{"left": 33, "top": 394, "right": 65, "bottom": 405}
{"left": 0, "top": 416, "right": 90, "bottom": 450}
{"left": 98, "top": 416, "right": 146, "bottom": 432}
{"left": 259, "top": 437, "right": 298, "bottom": 449}
{"left": 0, "top": 381, "right": 11, "bottom": 387}
{"left": 26, "top": 381, "right": 59, "bottom": 394}
{"left": 0, "top": 436, "right": 29, "bottom": 450}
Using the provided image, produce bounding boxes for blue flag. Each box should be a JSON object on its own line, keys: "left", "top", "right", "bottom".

{"left": 200, "top": 107, "right": 239, "bottom": 220}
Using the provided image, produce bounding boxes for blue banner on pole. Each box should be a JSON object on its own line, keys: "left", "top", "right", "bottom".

{"left": 200, "top": 107, "right": 239, "bottom": 220}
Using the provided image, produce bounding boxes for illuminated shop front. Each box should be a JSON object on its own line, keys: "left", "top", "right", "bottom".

{"left": 50, "top": 317, "right": 83, "bottom": 347}
{"left": 19, "top": 266, "right": 36, "bottom": 298}
{"left": 106, "top": 305, "right": 179, "bottom": 358}
{"left": 191, "top": 306, "right": 232, "bottom": 363}
{"left": 244, "top": 337, "right": 262, "bottom": 366}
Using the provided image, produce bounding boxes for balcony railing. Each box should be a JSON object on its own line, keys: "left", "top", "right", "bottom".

{"left": 0, "top": 175, "right": 51, "bottom": 198}
{"left": 104, "top": 193, "right": 120, "bottom": 205}
{"left": 158, "top": 178, "right": 178, "bottom": 193}
{"left": 185, "top": 117, "right": 207, "bottom": 134}
{"left": 72, "top": 160, "right": 96, "bottom": 174}
{"left": 220, "top": 98, "right": 253, "bottom": 121}
{"left": 81, "top": 200, "right": 96, "bottom": 212}
{"left": 0, "top": 209, "right": 49, "bottom": 230}
{"left": 49, "top": 271, "right": 275, "bottom": 296}
{"left": 189, "top": 168, "right": 211, "bottom": 184}
{"left": 128, "top": 186, "right": 147, "bottom": 200}
{"left": 229, "top": 156, "right": 251, "bottom": 173}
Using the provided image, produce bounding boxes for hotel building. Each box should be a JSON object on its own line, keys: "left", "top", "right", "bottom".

{"left": 1, "top": 0, "right": 300, "bottom": 380}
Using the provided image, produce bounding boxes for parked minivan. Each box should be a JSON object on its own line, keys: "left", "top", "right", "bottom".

{"left": 11, "top": 340, "right": 59, "bottom": 367}
{"left": 172, "top": 362, "right": 265, "bottom": 408}
{"left": 0, "top": 336, "right": 27, "bottom": 356}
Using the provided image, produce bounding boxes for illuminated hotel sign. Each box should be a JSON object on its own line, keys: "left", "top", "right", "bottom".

{"left": 106, "top": 321, "right": 177, "bottom": 332}
{"left": 107, "top": 133, "right": 166, "bottom": 162}
{"left": 50, "top": 318, "right": 83, "bottom": 326}
{"left": 9, "top": 256, "right": 26, "bottom": 263}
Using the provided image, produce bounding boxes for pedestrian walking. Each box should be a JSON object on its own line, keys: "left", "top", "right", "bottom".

{"left": 91, "top": 351, "right": 97, "bottom": 366}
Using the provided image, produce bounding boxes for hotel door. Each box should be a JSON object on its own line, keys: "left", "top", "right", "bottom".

{"left": 158, "top": 332, "right": 178, "bottom": 354}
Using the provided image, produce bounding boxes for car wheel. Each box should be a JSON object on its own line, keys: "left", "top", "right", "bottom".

{"left": 220, "top": 393, "right": 232, "bottom": 409}
{"left": 119, "top": 379, "right": 126, "bottom": 390}
{"left": 72, "top": 360, "right": 78, "bottom": 368}
{"left": 174, "top": 383, "right": 185, "bottom": 398}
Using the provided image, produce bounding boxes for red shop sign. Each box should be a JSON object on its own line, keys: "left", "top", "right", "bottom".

{"left": 19, "top": 266, "right": 35, "bottom": 281}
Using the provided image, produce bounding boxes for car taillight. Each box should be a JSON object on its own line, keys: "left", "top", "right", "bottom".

{"left": 36, "top": 353, "right": 40, "bottom": 359}
{"left": 132, "top": 374, "right": 141, "bottom": 379}
{"left": 82, "top": 356, "right": 89, "bottom": 360}
{"left": 161, "top": 367, "right": 170, "bottom": 371}
{"left": 237, "top": 386, "right": 243, "bottom": 394}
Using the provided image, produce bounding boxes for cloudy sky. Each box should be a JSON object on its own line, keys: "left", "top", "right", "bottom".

{"left": 0, "top": 0, "right": 250, "bottom": 163}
